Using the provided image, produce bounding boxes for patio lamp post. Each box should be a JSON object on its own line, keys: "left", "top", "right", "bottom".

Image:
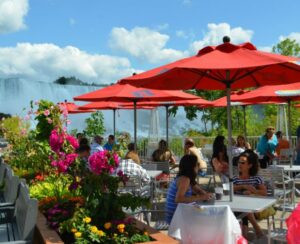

{"left": 225, "top": 74, "right": 234, "bottom": 201}
{"left": 165, "top": 105, "right": 170, "bottom": 146}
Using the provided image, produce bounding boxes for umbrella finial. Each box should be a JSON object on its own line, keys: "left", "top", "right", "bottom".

{"left": 223, "top": 36, "right": 231, "bottom": 43}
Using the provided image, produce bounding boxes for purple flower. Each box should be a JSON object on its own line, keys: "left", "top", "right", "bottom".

{"left": 68, "top": 181, "right": 79, "bottom": 191}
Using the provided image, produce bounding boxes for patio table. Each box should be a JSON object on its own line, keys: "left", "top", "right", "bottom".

{"left": 276, "top": 164, "right": 300, "bottom": 173}
{"left": 168, "top": 204, "right": 244, "bottom": 243}
{"left": 212, "top": 195, "right": 277, "bottom": 213}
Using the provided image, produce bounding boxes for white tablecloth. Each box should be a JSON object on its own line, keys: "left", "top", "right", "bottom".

{"left": 168, "top": 204, "right": 246, "bottom": 244}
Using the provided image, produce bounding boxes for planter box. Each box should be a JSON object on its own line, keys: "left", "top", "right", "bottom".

{"left": 34, "top": 212, "right": 64, "bottom": 244}
{"left": 34, "top": 211, "right": 178, "bottom": 244}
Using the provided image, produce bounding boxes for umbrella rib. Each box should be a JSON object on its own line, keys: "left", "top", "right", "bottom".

{"left": 233, "top": 66, "right": 267, "bottom": 82}
{"left": 279, "top": 62, "right": 300, "bottom": 72}
{"left": 188, "top": 68, "right": 223, "bottom": 82}
{"left": 247, "top": 70, "right": 260, "bottom": 87}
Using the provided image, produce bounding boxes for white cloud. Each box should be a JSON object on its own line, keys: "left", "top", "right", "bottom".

{"left": 109, "top": 27, "right": 187, "bottom": 63}
{"left": 190, "top": 23, "right": 254, "bottom": 53}
{"left": 0, "top": 0, "right": 29, "bottom": 34}
{"left": 279, "top": 32, "right": 300, "bottom": 43}
{"left": 0, "top": 43, "right": 135, "bottom": 84}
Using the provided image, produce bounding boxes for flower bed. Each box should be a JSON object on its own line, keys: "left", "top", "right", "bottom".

{"left": 35, "top": 211, "right": 178, "bottom": 244}
{"left": 1, "top": 100, "right": 178, "bottom": 243}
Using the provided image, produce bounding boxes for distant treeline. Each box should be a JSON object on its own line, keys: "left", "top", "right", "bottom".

{"left": 53, "top": 76, "right": 111, "bottom": 87}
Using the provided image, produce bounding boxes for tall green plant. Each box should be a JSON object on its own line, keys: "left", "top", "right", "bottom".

{"left": 84, "top": 111, "right": 106, "bottom": 137}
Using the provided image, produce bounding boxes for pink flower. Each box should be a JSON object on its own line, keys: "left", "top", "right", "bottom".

{"left": 49, "top": 129, "right": 64, "bottom": 152}
{"left": 24, "top": 115, "right": 30, "bottom": 121}
{"left": 88, "top": 150, "right": 119, "bottom": 175}
{"left": 66, "top": 135, "right": 79, "bottom": 149}
{"left": 44, "top": 110, "right": 50, "bottom": 116}
{"left": 20, "top": 128, "right": 27, "bottom": 135}
{"left": 47, "top": 118, "right": 53, "bottom": 124}
{"left": 66, "top": 119, "right": 71, "bottom": 125}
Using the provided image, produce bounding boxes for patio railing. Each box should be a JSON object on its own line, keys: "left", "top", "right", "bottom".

{"left": 137, "top": 135, "right": 297, "bottom": 159}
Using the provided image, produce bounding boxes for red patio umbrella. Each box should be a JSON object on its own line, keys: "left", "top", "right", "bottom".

{"left": 120, "top": 36, "right": 300, "bottom": 200}
{"left": 78, "top": 101, "right": 153, "bottom": 137}
{"left": 232, "top": 82, "right": 300, "bottom": 167}
{"left": 58, "top": 101, "right": 95, "bottom": 114}
{"left": 74, "top": 83, "right": 200, "bottom": 147}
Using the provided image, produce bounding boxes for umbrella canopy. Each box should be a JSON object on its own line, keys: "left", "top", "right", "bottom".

{"left": 78, "top": 101, "right": 153, "bottom": 110}
{"left": 74, "top": 83, "right": 200, "bottom": 147}
{"left": 74, "top": 83, "right": 201, "bottom": 102}
{"left": 232, "top": 82, "right": 300, "bottom": 167}
{"left": 78, "top": 101, "right": 153, "bottom": 137}
{"left": 58, "top": 102, "right": 95, "bottom": 114}
{"left": 120, "top": 37, "right": 300, "bottom": 201}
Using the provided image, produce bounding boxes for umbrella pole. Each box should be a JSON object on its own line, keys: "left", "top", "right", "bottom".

{"left": 134, "top": 101, "right": 137, "bottom": 151}
{"left": 166, "top": 105, "right": 169, "bottom": 146}
{"left": 226, "top": 79, "right": 233, "bottom": 202}
{"left": 242, "top": 105, "right": 247, "bottom": 140}
{"left": 288, "top": 100, "right": 293, "bottom": 168}
{"left": 113, "top": 109, "right": 116, "bottom": 137}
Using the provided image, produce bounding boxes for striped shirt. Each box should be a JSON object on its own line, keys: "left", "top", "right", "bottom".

{"left": 165, "top": 177, "right": 193, "bottom": 224}
{"left": 232, "top": 176, "right": 264, "bottom": 195}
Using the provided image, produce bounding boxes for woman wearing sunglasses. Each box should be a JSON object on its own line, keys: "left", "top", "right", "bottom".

{"left": 233, "top": 150, "right": 267, "bottom": 240}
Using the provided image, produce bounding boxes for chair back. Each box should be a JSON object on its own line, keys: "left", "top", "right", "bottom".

{"left": 3, "top": 175, "right": 20, "bottom": 203}
{"left": 141, "top": 163, "right": 157, "bottom": 170}
{"left": 154, "top": 161, "right": 170, "bottom": 174}
{"left": 118, "top": 175, "right": 142, "bottom": 196}
{"left": 279, "top": 149, "right": 290, "bottom": 164}
{"left": 15, "top": 182, "right": 38, "bottom": 241}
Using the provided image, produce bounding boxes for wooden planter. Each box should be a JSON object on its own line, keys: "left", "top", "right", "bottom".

{"left": 34, "top": 212, "right": 178, "bottom": 244}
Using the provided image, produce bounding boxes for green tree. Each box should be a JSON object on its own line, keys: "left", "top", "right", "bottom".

{"left": 84, "top": 111, "right": 106, "bottom": 137}
{"left": 272, "top": 38, "right": 300, "bottom": 56}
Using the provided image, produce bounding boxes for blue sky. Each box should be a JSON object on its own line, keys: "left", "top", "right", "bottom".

{"left": 1, "top": 0, "right": 300, "bottom": 84}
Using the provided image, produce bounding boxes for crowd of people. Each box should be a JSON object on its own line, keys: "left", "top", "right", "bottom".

{"left": 74, "top": 128, "right": 294, "bottom": 241}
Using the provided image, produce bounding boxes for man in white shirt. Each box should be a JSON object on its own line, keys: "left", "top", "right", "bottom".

{"left": 90, "top": 135, "right": 104, "bottom": 155}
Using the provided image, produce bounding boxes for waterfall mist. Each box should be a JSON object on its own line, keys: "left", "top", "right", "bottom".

{"left": 0, "top": 78, "right": 204, "bottom": 138}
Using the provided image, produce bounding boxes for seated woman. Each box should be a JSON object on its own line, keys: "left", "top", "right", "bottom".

{"left": 232, "top": 135, "right": 251, "bottom": 165}
{"left": 124, "top": 142, "right": 140, "bottom": 164}
{"left": 233, "top": 150, "right": 267, "bottom": 240}
{"left": 211, "top": 136, "right": 229, "bottom": 182}
{"left": 236, "top": 135, "right": 251, "bottom": 150}
{"left": 166, "top": 155, "right": 213, "bottom": 224}
{"left": 152, "top": 139, "right": 176, "bottom": 164}
{"left": 184, "top": 138, "right": 207, "bottom": 176}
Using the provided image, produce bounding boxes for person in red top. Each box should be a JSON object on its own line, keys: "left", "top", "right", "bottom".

{"left": 275, "top": 131, "right": 290, "bottom": 157}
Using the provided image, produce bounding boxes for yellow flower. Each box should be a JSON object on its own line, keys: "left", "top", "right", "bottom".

{"left": 90, "top": 226, "right": 98, "bottom": 233}
{"left": 83, "top": 217, "right": 91, "bottom": 223}
{"left": 97, "top": 230, "right": 105, "bottom": 237}
{"left": 117, "top": 224, "right": 125, "bottom": 229}
{"left": 74, "top": 232, "right": 82, "bottom": 238}
{"left": 118, "top": 228, "right": 125, "bottom": 233}
{"left": 114, "top": 233, "right": 118, "bottom": 237}
{"left": 71, "top": 228, "right": 77, "bottom": 233}
{"left": 104, "top": 222, "right": 112, "bottom": 229}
